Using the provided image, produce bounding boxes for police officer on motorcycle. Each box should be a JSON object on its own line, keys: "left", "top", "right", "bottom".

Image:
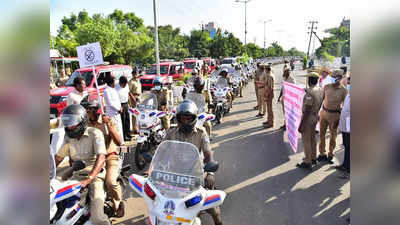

{"left": 234, "top": 64, "right": 244, "bottom": 97}
{"left": 151, "top": 77, "right": 170, "bottom": 130}
{"left": 165, "top": 100, "right": 223, "bottom": 225}
{"left": 192, "top": 76, "right": 212, "bottom": 138}
{"left": 217, "top": 68, "right": 233, "bottom": 108}
{"left": 55, "top": 104, "right": 111, "bottom": 225}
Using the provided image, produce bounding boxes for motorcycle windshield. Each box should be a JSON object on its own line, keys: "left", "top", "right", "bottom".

{"left": 185, "top": 92, "right": 206, "bottom": 113}
{"left": 149, "top": 140, "right": 204, "bottom": 198}
{"left": 216, "top": 77, "right": 228, "bottom": 88}
{"left": 137, "top": 93, "right": 158, "bottom": 112}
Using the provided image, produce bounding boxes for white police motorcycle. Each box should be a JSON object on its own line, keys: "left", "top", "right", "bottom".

{"left": 210, "top": 78, "right": 231, "bottom": 124}
{"left": 129, "top": 93, "right": 167, "bottom": 170}
{"left": 128, "top": 140, "right": 226, "bottom": 225}
{"left": 49, "top": 153, "right": 131, "bottom": 225}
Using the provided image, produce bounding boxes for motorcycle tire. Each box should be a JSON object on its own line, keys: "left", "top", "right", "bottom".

{"left": 135, "top": 142, "right": 150, "bottom": 171}
{"left": 215, "top": 107, "right": 222, "bottom": 124}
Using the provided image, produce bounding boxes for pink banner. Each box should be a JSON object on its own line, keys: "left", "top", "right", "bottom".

{"left": 283, "top": 81, "right": 305, "bottom": 153}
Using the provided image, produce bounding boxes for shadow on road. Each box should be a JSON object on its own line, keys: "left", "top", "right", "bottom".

{"left": 113, "top": 216, "right": 147, "bottom": 225}
{"left": 220, "top": 165, "right": 349, "bottom": 225}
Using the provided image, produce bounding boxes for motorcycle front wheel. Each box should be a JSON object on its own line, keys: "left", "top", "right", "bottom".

{"left": 215, "top": 106, "right": 222, "bottom": 124}
{"left": 135, "top": 142, "right": 150, "bottom": 170}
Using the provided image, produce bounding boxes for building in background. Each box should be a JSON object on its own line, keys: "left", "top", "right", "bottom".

{"left": 340, "top": 17, "right": 350, "bottom": 29}
{"left": 204, "top": 22, "right": 217, "bottom": 39}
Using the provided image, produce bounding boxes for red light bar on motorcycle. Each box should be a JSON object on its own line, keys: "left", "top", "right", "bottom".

{"left": 144, "top": 183, "right": 156, "bottom": 200}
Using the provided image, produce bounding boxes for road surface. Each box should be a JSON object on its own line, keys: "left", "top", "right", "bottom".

{"left": 114, "top": 62, "right": 350, "bottom": 225}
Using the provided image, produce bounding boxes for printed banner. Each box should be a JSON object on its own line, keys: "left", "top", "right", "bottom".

{"left": 283, "top": 81, "right": 306, "bottom": 153}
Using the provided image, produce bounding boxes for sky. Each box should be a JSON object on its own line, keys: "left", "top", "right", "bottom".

{"left": 50, "top": 0, "right": 350, "bottom": 53}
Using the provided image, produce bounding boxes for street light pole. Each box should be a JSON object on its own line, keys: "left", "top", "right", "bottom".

{"left": 259, "top": 19, "right": 271, "bottom": 56}
{"left": 235, "top": 0, "right": 252, "bottom": 46}
{"left": 153, "top": 0, "right": 160, "bottom": 78}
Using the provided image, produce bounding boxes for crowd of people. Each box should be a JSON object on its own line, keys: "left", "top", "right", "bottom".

{"left": 51, "top": 59, "right": 350, "bottom": 225}
{"left": 252, "top": 61, "right": 351, "bottom": 179}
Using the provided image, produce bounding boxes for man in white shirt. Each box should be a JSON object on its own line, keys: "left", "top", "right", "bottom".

{"left": 66, "top": 77, "right": 88, "bottom": 106}
{"left": 115, "top": 76, "right": 131, "bottom": 141}
{"left": 103, "top": 73, "right": 124, "bottom": 144}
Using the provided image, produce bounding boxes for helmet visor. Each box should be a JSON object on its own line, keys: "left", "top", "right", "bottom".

{"left": 61, "top": 113, "right": 82, "bottom": 127}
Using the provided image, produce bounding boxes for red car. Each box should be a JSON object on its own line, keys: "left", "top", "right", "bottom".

{"left": 50, "top": 64, "right": 132, "bottom": 118}
{"left": 140, "top": 61, "right": 184, "bottom": 90}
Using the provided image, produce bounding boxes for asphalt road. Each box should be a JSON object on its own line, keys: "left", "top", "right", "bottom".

{"left": 114, "top": 62, "right": 350, "bottom": 225}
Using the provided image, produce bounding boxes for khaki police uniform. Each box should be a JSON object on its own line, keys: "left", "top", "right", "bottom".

{"left": 254, "top": 67, "right": 263, "bottom": 105}
{"left": 165, "top": 127, "right": 221, "bottom": 225}
{"left": 218, "top": 76, "right": 233, "bottom": 108}
{"left": 129, "top": 77, "right": 141, "bottom": 133}
{"left": 203, "top": 89, "right": 213, "bottom": 137}
{"left": 152, "top": 87, "right": 171, "bottom": 130}
{"left": 257, "top": 69, "right": 267, "bottom": 115}
{"left": 88, "top": 118, "right": 122, "bottom": 212}
{"left": 57, "top": 127, "right": 110, "bottom": 225}
{"left": 259, "top": 68, "right": 274, "bottom": 125}
{"left": 319, "top": 71, "right": 348, "bottom": 157}
{"left": 299, "top": 79, "right": 324, "bottom": 164}
{"left": 202, "top": 64, "right": 210, "bottom": 77}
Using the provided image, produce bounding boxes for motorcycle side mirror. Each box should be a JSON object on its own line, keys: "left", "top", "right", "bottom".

{"left": 204, "top": 161, "right": 219, "bottom": 173}
{"left": 143, "top": 152, "right": 153, "bottom": 163}
{"left": 72, "top": 160, "right": 86, "bottom": 171}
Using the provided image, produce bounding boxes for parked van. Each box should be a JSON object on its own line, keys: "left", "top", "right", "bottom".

{"left": 140, "top": 61, "right": 184, "bottom": 90}
{"left": 184, "top": 58, "right": 203, "bottom": 74}
{"left": 50, "top": 64, "right": 132, "bottom": 118}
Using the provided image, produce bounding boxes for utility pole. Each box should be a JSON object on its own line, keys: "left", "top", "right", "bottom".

{"left": 307, "top": 21, "right": 318, "bottom": 59}
{"left": 235, "top": 0, "right": 252, "bottom": 46}
{"left": 153, "top": 0, "right": 160, "bottom": 78}
{"left": 259, "top": 19, "right": 272, "bottom": 56}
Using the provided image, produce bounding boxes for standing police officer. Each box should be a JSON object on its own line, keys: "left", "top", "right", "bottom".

{"left": 262, "top": 65, "right": 275, "bottom": 128}
{"left": 317, "top": 69, "right": 348, "bottom": 163}
{"left": 253, "top": 62, "right": 263, "bottom": 110}
{"left": 128, "top": 68, "right": 142, "bottom": 135}
{"left": 297, "top": 72, "right": 324, "bottom": 169}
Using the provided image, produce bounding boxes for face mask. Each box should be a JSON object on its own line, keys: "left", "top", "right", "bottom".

{"left": 179, "top": 123, "right": 194, "bottom": 134}
{"left": 347, "top": 84, "right": 350, "bottom": 91}
{"left": 155, "top": 86, "right": 161, "bottom": 91}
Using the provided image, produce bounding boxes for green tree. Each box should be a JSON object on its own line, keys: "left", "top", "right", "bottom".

{"left": 74, "top": 17, "right": 118, "bottom": 58}
{"left": 244, "top": 43, "right": 262, "bottom": 59}
{"left": 271, "top": 42, "right": 284, "bottom": 56}
{"left": 188, "top": 30, "right": 211, "bottom": 58}
{"left": 147, "top": 25, "right": 190, "bottom": 60}
{"left": 61, "top": 13, "right": 78, "bottom": 31}
{"left": 315, "top": 25, "right": 350, "bottom": 58}
{"left": 209, "top": 29, "right": 228, "bottom": 58}
{"left": 77, "top": 10, "right": 90, "bottom": 24}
